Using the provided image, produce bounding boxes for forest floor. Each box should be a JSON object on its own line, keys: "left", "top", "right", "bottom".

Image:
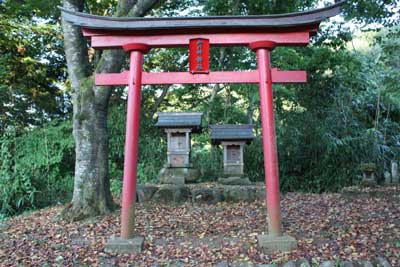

{"left": 0, "top": 186, "right": 399, "bottom": 267}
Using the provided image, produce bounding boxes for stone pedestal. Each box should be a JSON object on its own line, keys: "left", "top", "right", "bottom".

{"left": 152, "top": 184, "right": 191, "bottom": 203}
{"left": 360, "top": 163, "right": 377, "bottom": 187}
{"left": 158, "top": 167, "right": 200, "bottom": 184}
{"left": 384, "top": 171, "right": 392, "bottom": 185}
{"left": 360, "top": 178, "right": 377, "bottom": 188}
{"left": 222, "top": 141, "right": 245, "bottom": 175}
{"left": 165, "top": 128, "right": 191, "bottom": 168}
{"left": 392, "top": 161, "right": 399, "bottom": 183}
{"left": 104, "top": 236, "right": 144, "bottom": 254}
{"left": 257, "top": 234, "right": 297, "bottom": 253}
{"left": 218, "top": 176, "right": 251, "bottom": 185}
{"left": 136, "top": 184, "right": 158, "bottom": 203}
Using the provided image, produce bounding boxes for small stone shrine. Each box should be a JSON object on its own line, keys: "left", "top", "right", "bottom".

{"left": 360, "top": 163, "right": 377, "bottom": 187}
{"left": 155, "top": 112, "right": 203, "bottom": 184}
{"left": 210, "top": 124, "right": 254, "bottom": 185}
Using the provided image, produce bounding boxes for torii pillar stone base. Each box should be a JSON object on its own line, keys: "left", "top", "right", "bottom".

{"left": 105, "top": 236, "right": 144, "bottom": 254}
{"left": 257, "top": 234, "right": 297, "bottom": 254}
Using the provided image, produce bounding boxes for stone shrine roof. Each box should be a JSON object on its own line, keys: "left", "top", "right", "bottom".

{"left": 210, "top": 124, "right": 254, "bottom": 145}
{"left": 155, "top": 112, "right": 203, "bottom": 132}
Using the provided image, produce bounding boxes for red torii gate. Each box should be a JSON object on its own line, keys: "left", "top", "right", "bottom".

{"left": 62, "top": 1, "right": 343, "bottom": 253}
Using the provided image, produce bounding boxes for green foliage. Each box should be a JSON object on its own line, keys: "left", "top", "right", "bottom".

{"left": 0, "top": 120, "right": 74, "bottom": 217}
{"left": 204, "top": 0, "right": 319, "bottom": 16}
{"left": 141, "top": 26, "right": 399, "bottom": 193}
{"left": 0, "top": 0, "right": 61, "bottom": 18}
{"left": 342, "top": 0, "right": 400, "bottom": 26}
{"left": 273, "top": 28, "right": 400, "bottom": 192}
{"left": 0, "top": 1, "right": 69, "bottom": 133}
{"left": 2, "top": 0, "right": 400, "bottom": 216}
{"left": 107, "top": 104, "right": 166, "bottom": 193}
{"left": 136, "top": 2, "right": 400, "bottom": 193}
{"left": 192, "top": 133, "right": 223, "bottom": 181}
{"left": 244, "top": 138, "right": 265, "bottom": 182}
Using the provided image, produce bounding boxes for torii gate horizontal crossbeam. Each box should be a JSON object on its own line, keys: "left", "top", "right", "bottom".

{"left": 83, "top": 31, "right": 312, "bottom": 49}
{"left": 95, "top": 69, "right": 307, "bottom": 86}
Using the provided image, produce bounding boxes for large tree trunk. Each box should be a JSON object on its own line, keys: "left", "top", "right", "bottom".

{"left": 61, "top": 0, "right": 158, "bottom": 221}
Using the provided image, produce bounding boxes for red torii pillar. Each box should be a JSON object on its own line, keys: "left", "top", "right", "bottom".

{"left": 120, "top": 43, "right": 150, "bottom": 239}
{"left": 250, "top": 41, "right": 282, "bottom": 237}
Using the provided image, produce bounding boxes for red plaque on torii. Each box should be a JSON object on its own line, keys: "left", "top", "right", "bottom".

{"left": 61, "top": 1, "right": 344, "bottom": 250}
{"left": 189, "top": 38, "right": 210, "bottom": 73}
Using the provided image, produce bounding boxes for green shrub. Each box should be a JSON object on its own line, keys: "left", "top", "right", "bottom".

{"left": 0, "top": 120, "right": 74, "bottom": 217}
{"left": 192, "top": 133, "right": 222, "bottom": 181}
{"left": 244, "top": 137, "right": 264, "bottom": 182}
{"left": 107, "top": 104, "right": 165, "bottom": 189}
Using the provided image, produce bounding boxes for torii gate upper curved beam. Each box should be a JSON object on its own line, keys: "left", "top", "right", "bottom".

{"left": 62, "top": 2, "right": 343, "bottom": 32}
{"left": 61, "top": 1, "right": 345, "bottom": 48}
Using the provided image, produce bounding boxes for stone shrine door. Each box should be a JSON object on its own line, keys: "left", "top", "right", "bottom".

{"left": 227, "top": 145, "right": 241, "bottom": 164}
{"left": 166, "top": 130, "right": 191, "bottom": 168}
{"left": 170, "top": 133, "right": 187, "bottom": 151}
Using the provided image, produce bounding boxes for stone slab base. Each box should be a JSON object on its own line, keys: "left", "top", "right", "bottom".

{"left": 158, "top": 167, "right": 200, "bottom": 184}
{"left": 136, "top": 183, "right": 266, "bottom": 204}
{"left": 360, "top": 178, "right": 377, "bottom": 187}
{"left": 218, "top": 177, "right": 251, "bottom": 185}
{"left": 257, "top": 234, "right": 297, "bottom": 253}
{"left": 104, "top": 236, "right": 144, "bottom": 254}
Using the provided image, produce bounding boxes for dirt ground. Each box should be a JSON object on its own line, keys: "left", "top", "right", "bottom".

{"left": 0, "top": 186, "right": 399, "bottom": 266}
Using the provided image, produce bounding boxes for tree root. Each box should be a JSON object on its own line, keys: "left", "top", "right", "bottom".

{"left": 60, "top": 202, "right": 114, "bottom": 222}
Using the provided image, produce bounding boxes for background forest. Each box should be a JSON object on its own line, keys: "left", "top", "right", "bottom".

{"left": 0, "top": 0, "right": 399, "bottom": 219}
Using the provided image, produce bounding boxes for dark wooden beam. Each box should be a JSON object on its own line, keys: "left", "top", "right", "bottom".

{"left": 60, "top": 1, "right": 344, "bottom": 34}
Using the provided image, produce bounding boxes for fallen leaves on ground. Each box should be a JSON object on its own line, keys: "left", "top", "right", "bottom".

{"left": 0, "top": 186, "right": 399, "bottom": 267}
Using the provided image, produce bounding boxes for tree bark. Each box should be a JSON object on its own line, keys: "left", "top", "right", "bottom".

{"left": 150, "top": 85, "right": 170, "bottom": 116}
{"left": 247, "top": 100, "right": 254, "bottom": 125}
{"left": 61, "top": 0, "right": 159, "bottom": 221}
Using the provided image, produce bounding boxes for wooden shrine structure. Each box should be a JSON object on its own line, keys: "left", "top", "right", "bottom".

{"left": 155, "top": 112, "right": 203, "bottom": 168}
{"left": 61, "top": 1, "right": 344, "bottom": 253}
{"left": 210, "top": 124, "right": 254, "bottom": 176}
